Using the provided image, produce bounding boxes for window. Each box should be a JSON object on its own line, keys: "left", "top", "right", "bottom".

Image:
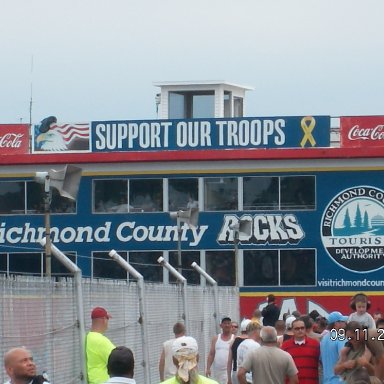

{"left": 93, "top": 179, "right": 128, "bottom": 213}
{"left": 243, "top": 177, "right": 279, "bottom": 210}
{"left": 204, "top": 177, "right": 238, "bottom": 211}
{"left": 168, "top": 178, "right": 198, "bottom": 211}
{"left": 169, "top": 91, "right": 214, "bottom": 119}
{"left": 280, "top": 249, "right": 316, "bottom": 285}
{"left": 0, "top": 253, "right": 7, "bottom": 274}
{"left": 169, "top": 251, "right": 200, "bottom": 284}
{"left": 224, "top": 92, "right": 231, "bottom": 117}
{"left": 280, "top": 176, "right": 315, "bottom": 210}
{"left": 93, "top": 251, "right": 127, "bottom": 279}
{"left": 130, "top": 179, "right": 163, "bottom": 212}
{"left": 243, "top": 248, "right": 316, "bottom": 287}
{"left": 206, "top": 250, "right": 235, "bottom": 286}
{"left": 9, "top": 253, "right": 42, "bottom": 276}
{"left": 27, "top": 182, "right": 76, "bottom": 214}
{"left": 0, "top": 181, "right": 24, "bottom": 214}
{"left": 129, "top": 251, "right": 163, "bottom": 282}
{"left": 243, "top": 250, "right": 278, "bottom": 286}
{"left": 234, "top": 97, "right": 243, "bottom": 117}
{"left": 52, "top": 252, "right": 77, "bottom": 277}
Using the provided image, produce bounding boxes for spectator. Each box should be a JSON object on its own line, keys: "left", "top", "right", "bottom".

{"left": 161, "top": 336, "right": 218, "bottom": 384}
{"left": 86, "top": 307, "right": 116, "bottom": 384}
{"left": 283, "top": 316, "right": 296, "bottom": 342}
{"left": 348, "top": 293, "right": 376, "bottom": 329}
{"left": 281, "top": 318, "right": 320, "bottom": 383}
{"left": 159, "top": 322, "right": 186, "bottom": 381}
{"left": 300, "top": 315, "right": 321, "bottom": 341}
{"left": 105, "top": 346, "right": 135, "bottom": 384}
{"left": 237, "top": 326, "right": 298, "bottom": 384}
{"left": 236, "top": 321, "right": 261, "bottom": 384}
{"left": 227, "top": 319, "right": 250, "bottom": 384}
{"left": 231, "top": 322, "right": 239, "bottom": 336}
{"left": 3, "top": 347, "right": 49, "bottom": 384}
{"left": 261, "top": 294, "right": 280, "bottom": 326}
{"left": 334, "top": 321, "right": 374, "bottom": 382}
{"left": 320, "top": 311, "right": 348, "bottom": 384}
{"left": 206, "top": 317, "right": 234, "bottom": 384}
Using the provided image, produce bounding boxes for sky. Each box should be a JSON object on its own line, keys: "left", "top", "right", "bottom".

{"left": 1, "top": 0, "right": 384, "bottom": 124}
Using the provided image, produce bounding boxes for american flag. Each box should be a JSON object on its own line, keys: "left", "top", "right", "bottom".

{"left": 50, "top": 123, "right": 90, "bottom": 145}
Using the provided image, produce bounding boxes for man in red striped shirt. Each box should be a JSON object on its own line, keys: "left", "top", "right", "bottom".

{"left": 281, "top": 318, "right": 320, "bottom": 383}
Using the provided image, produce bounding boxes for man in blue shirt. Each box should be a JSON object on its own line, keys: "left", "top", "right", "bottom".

{"left": 320, "top": 311, "right": 348, "bottom": 384}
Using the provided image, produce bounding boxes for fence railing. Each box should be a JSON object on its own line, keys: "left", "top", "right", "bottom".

{"left": 0, "top": 275, "right": 239, "bottom": 384}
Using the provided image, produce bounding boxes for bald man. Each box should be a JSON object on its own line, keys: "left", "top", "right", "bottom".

{"left": 4, "top": 347, "right": 49, "bottom": 384}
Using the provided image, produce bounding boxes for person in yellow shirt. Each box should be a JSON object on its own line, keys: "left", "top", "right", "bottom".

{"left": 86, "top": 307, "right": 115, "bottom": 384}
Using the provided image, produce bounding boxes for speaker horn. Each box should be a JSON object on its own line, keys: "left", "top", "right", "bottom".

{"left": 35, "top": 165, "right": 82, "bottom": 200}
{"left": 169, "top": 207, "right": 199, "bottom": 228}
{"left": 230, "top": 219, "right": 252, "bottom": 236}
{"left": 239, "top": 219, "right": 252, "bottom": 236}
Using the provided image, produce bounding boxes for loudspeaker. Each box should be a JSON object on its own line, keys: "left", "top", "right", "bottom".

{"left": 35, "top": 165, "right": 82, "bottom": 200}
{"left": 230, "top": 219, "right": 252, "bottom": 236}
{"left": 239, "top": 219, "right": 252, "bottom": 236}
{"left": 169, "top": 207, "right": 199, "bottom": 228}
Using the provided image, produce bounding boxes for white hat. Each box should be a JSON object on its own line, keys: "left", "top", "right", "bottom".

{"left": 172, "top": 336, "right": 198, "bottom": 356}
{"left": 285, "top": 316, "right": 296, "bottom": 330}
{"left": 240, "top": 318, "right": 252, "bottom": 332}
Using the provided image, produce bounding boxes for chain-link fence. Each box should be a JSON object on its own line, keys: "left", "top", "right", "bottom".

{"left": 0, "top": 275, "right": 239, "bottom": 384}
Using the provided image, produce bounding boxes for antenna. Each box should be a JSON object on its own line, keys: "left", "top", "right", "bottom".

{"left": 29, "top": 55, "right": 33, "bottom": 125}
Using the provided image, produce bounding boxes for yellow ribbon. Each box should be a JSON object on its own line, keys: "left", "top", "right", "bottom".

{"left": 300, "top": 116, "right": 317, "bottom": 147}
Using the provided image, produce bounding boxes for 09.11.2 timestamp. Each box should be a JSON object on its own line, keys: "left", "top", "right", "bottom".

{"left": 330, "top": 328, "right": 384, "bottom": 341}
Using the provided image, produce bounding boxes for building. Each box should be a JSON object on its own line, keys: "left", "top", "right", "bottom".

{"left": 0, "top": 81, "right": 383, "bottom": 316}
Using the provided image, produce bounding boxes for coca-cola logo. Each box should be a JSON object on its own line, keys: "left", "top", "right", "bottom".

{"left": 347, "top": 124, "right": 384, "bottom": 141}
{"left": 0, "top": 133, "right": 24, "bottom": 148}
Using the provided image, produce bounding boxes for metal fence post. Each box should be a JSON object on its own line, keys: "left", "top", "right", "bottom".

{"left": 157, "top": 257, "right": 189, "bottom": 332}
{"left": 39, "top": 238, "right": 87, "bottom": 384}
{"left": 109, "top": 250, "right": 151, "bottom": 384}
{"left": 191, "top": 262, "right": 220, "bottom": 334}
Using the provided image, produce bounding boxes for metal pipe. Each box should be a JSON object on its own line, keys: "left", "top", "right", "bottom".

{"left": 39, "top": 238, "right": 86, "bottom": 384}
{"left": 109, "top": 250, "right": 151, "bottom": 384}
{"left": 191, "top": 262, "right": 220, "bottom": 334}
{"left": 157, "top": 257, "right": 189, "bottom": 332}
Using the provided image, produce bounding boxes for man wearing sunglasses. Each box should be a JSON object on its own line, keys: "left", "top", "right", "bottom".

{"left": 281, "top": 318, "right": 320, "bottom": 383}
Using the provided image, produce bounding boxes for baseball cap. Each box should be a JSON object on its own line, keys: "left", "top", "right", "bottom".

{"left": 240, "top": 319, "right": 252, "bottom": 332}
{"left": 285, "top": 316, "right": 296, "bottom": 329}
{"left": 91, "top": 306, "right": 111, "bottom": 319}
{"left": 172, "top": 336, "right": 198, "bottom": 355}
{"left": 327, "top": 311, "right": 348, "bottom": 324}
{"left": 221, "top": 316, "right": 231, "bottom": 323}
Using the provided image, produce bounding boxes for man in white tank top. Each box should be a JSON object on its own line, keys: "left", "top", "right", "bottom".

{"left": 159, "top": 322, "right": 186, "bottom": 381}
{"left": 206, "top": 317, "right": 235, "bottom": 384}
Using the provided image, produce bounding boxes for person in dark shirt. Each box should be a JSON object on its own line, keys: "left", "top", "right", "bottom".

{"left": 261, "top": 294, "right": 280, "bottom": 327}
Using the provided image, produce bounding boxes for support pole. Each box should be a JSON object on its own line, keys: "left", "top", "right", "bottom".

{"left": 109, "top": 250, "right": 151, "bottom": 384}
{"left": 157, "top": 257, "right": 189, "bottom": 332}
{"left": 191, "top": 262, "right": 220, "bottom": 334}
{"left": 177, "top": 217, "right": 182, "bottom": 274}
{"left": 39, "top": 238, "right": 86, "bottom": 384}
{"left": 44, "top": 175, "right": 52, "bottom": 277}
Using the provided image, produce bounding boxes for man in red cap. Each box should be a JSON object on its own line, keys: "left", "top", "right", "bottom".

{"left": 86, "top": 307, "right": 115, "bottom": 384}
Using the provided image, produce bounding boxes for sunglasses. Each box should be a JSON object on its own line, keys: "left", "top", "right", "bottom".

{"left": 293, "top": 326, "right": 305, "bottom": 331}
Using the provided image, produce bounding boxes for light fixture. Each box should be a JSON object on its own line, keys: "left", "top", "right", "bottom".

{"left": 34, "top": 165, "right": 82, "bottom": 276}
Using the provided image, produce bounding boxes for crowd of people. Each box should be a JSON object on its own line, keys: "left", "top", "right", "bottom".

{"left": 3, "top": 292, "right": 384, "bottom": 384}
